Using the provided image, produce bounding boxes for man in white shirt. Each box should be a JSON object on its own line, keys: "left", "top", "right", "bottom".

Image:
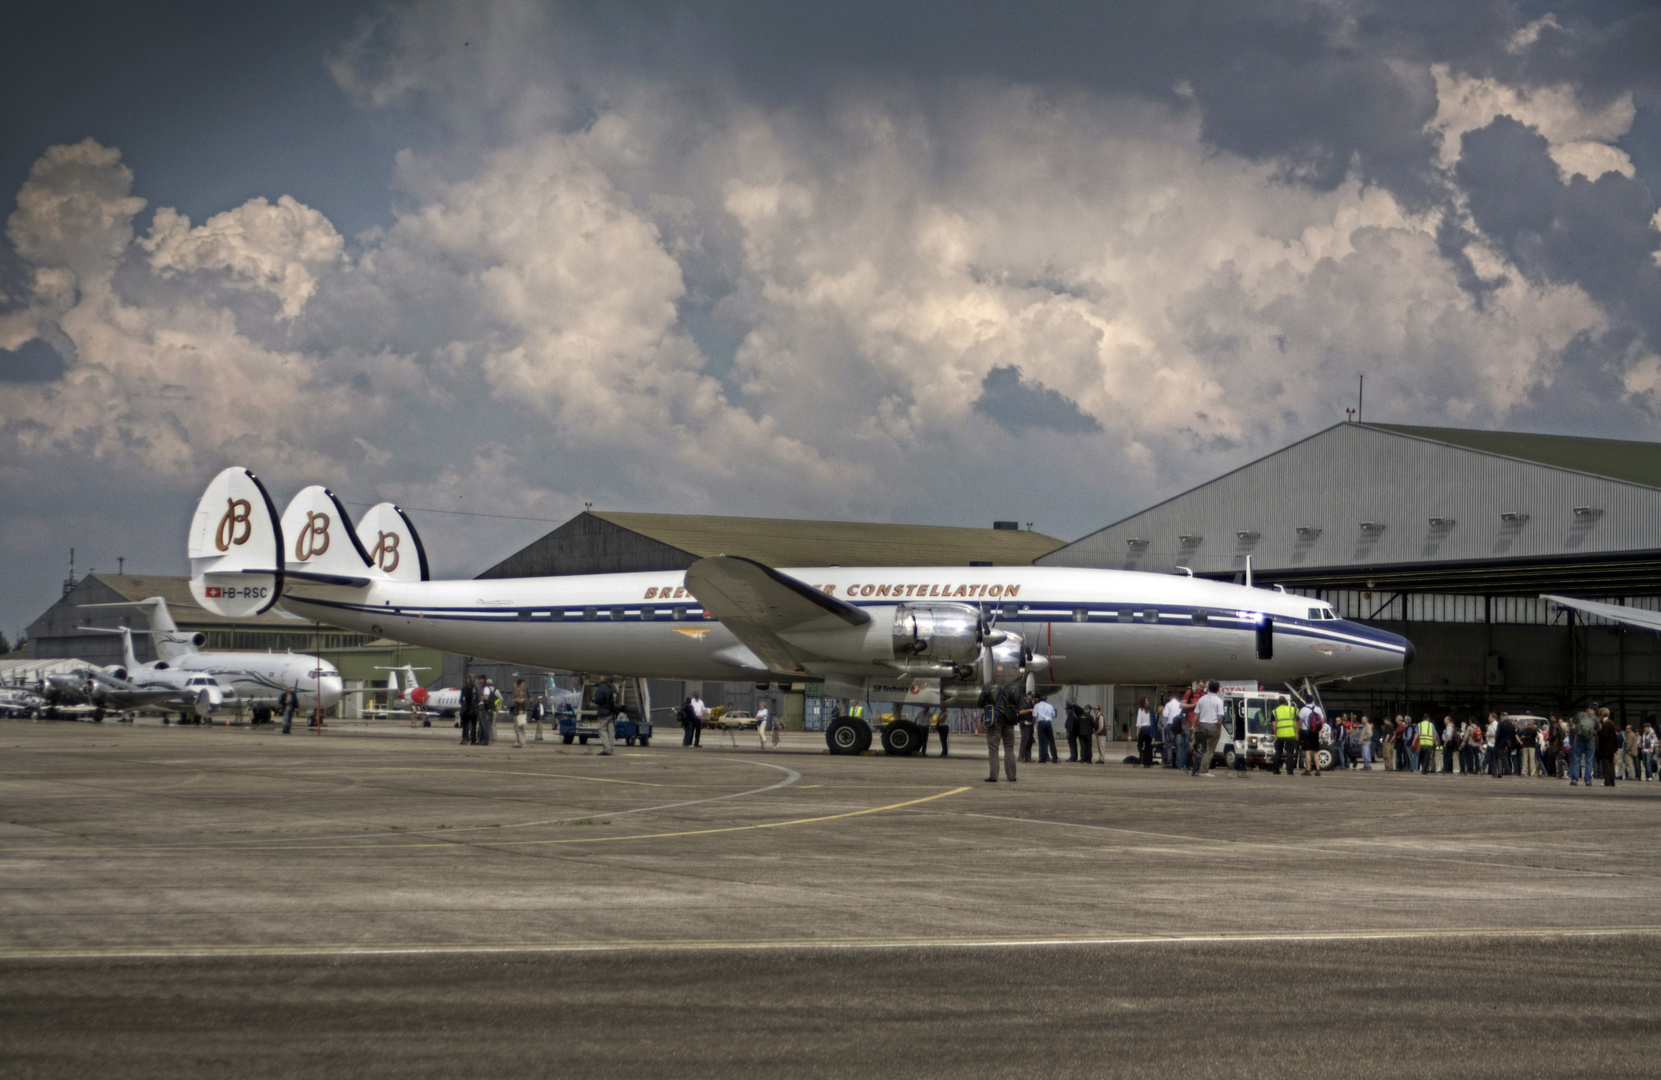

{"left": 1033, "top": 695, "right": 1058, "bottom": 763}
{"left": 1160, "top": 693, "right": 1186, "bottom": 769}
{"left": 755, "top": 700, "right": 772, "bottom": 749}
{"left": 689, "top": 694, "right": 707, "bottom": 748}
{"left": 1190, "top": 681, "right": 1226, "bottom": 776}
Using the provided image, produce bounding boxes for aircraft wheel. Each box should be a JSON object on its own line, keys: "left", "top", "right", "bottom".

{"left": 1223, "top": 747, "right": 1238, "bottom": 770}
{"left": 93, "top": 708, "right": 105, "bottom": 723}
{"left": 826, "top": 717, "right": 864, "bottom": 755}
{"left": 1316, "top": 749, "right": 1333, "bottom": 770}
{"left": 881, "top": 721, "right": 922, "bottom": 756}
{"left": 853, "top": 723, "right": 873, "bottom": 754}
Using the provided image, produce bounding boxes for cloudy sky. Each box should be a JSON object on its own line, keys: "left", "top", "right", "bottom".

{"left": 2, "top": 0, "right": 1660, "bottom": 639}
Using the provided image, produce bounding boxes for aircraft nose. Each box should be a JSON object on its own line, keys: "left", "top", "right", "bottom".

{"left": 1402, "top": 639, "right": 1416, "bottom": 667}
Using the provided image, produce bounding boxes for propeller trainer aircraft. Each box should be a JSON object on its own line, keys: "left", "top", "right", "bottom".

{"left": 187, "top": 468, "right": 1412, "bottom": 753}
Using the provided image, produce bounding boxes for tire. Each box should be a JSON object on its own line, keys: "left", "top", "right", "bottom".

{"left": 826, "top": 717, "right": 865, "bottom": 755}
{"left": 625, "top": 736, "right": 636, "bottom": 747}
{"left": 881, "top": 721, "right": 923, "bottom": 756}
{"left": 1223, "top": 747, "right": 1238, "bottom": 770}
{"left": 639, "top": 737, "right": 650, "bottom": 747}
{"left": 562, "top": 734, "right": 574, "bottom": 744}
{"left": 1316, "top": 748, "right": 1333, "bottom": 769}
{"left": 853, "top": 723, "right": 873, "bottom": 754}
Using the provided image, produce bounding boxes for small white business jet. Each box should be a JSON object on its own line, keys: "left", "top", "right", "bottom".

{"left": 185, "top": 468, "right": 1412, "bottom": 752}
{"left": 80, "top": 596, "right": 344, "bottom": 718}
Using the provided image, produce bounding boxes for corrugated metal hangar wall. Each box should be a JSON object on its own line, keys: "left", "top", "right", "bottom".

{"left": 1043, "top": 423, "right": 1661, "bottom": 724}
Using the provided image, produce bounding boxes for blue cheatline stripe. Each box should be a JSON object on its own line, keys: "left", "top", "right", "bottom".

{"left": 281, "top": 596, "right": 1407, "bottom": 655}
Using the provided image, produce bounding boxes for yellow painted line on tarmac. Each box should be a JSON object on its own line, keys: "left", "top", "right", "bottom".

{"left": 6, "top": 923, "right": 1661, "bottom": 961}
{"left": 0, "top": 786, "right": 968, "bottom": 855}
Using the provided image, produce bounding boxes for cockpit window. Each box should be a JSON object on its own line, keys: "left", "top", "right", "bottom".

{"left": 1309, "top": 607, "right": 1337, "bottom": 621}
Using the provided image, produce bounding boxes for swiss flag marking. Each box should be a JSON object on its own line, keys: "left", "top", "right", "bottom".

{"left": 205, "top": 587, "right": 222, "bottom": 598}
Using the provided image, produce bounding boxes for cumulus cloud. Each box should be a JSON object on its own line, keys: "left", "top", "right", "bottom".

{"left": 141, "top": 196, "right": 344, "bottom": 319}
{"left": 4, "top": 0, "right": 1661, "bottom": 640}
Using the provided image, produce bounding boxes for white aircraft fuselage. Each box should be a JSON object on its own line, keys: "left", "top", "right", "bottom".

{"left": 279, "top": 565, "right": 1410, "bottom": 689}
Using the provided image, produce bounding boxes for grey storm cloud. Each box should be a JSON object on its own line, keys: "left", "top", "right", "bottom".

{"left": 973, "top": 365, "right": 1103, "bottom": 435}
{"left": 1458, "top": 114, "right": 1661, "bottom": 349}
{"left": 2, "top": 0, "right": 1661, "bottom": 639}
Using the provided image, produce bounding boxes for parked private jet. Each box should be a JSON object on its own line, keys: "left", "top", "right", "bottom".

{"left": 80, "top": 596, "right": 344, "bottom": 719}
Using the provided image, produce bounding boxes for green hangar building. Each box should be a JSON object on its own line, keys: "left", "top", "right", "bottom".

{"left": 1040, "top": 422, "right": 1661, "bottom": 723}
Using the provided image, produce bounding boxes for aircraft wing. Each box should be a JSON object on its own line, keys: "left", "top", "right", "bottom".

{"left": 1544, "top": 595, "right": 1661, "bottom": 634}
{"left": 86, "top": 669, "right": 194, "bottom": 706}
{"left": 684, "top": 556, "right": 870, "bottom": 675}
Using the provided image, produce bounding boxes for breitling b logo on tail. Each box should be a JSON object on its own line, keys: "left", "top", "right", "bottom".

{"left": 370, "top": 530, "right": 400, "bottom": 572}
{"left": 215, "top": 498, "right": 252, "bottom": 551}
{"left": 295, "top": 511, "right": 332, "bottom": 561}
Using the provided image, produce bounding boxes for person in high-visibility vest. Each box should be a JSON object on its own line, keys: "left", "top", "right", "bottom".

{"left": 1271, "top": 696, "right": 1299, "bottom": 776}
{"left": 1418, "top": 716, "right": 1438, "bottom": 774}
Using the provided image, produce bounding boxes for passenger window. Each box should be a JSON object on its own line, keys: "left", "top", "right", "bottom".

{"left": 1072, "top": 608, "right": 1088, "bottom": 623}
{"left": 549, "top": 607, "right": 563, "bottom": 619}
{"left": 582, "top": 607, "right": 597, "bottom": 621}
{"left": 610, "top": 607, "right": 625, "bottom": 621}
{"left": 517, "top": 609, "right": 531, "bottom": 621}
{"left": 641, "top": 606, "right": 656, "bottom": 620}
{"left": 1002, "top": 603, "right": 1019, "bottom": 620}
{"left": 1117, "top": 610, "right": 1133, "bottom": 623}
{"left": 1191, "top": 610, "right": 1208, "bottom": 626}
{"left": 672, "top": 606, "right": 686, "bottom": 620}
{"left": 1143, "top": 609, "right": 1160, "bottom": 624}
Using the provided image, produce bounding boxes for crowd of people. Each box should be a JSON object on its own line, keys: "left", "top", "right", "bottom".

{"left": 1136, "top": 686, "right": 1656, "bottom": 788}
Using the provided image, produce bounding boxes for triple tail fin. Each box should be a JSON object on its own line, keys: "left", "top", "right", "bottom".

{"left": 354, "top": 504, "right": 430, "bottom": 581}
{"left": 279, "top": 486, "right": 373, "bottom": 586}
{"left": 188, "top": 468, "right": 284, "bottom": 617}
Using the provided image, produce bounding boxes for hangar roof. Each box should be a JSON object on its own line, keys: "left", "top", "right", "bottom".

{"left": 591, "top": 512, "right": 1064, "bottom": 566}
{"left": 480, "top": 511, "right": 1064, "bottom": 578}
{"left": 1039, "top": 422, "right": 1661, "bottom": 595}
{"left": 1370, "top": 425, "right": 1661, "bottom": 490}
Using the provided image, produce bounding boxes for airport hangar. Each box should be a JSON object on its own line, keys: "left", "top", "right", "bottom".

{"left": 23, "top": 422, "right": 1661, "bottom": 728}
{"left": 1040, "top": 422, "right": 1661, "bottom": 726}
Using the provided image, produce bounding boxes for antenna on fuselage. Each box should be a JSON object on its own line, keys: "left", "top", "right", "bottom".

{"left": 1245, "top": 556, "right": 1253, "bottom": 589}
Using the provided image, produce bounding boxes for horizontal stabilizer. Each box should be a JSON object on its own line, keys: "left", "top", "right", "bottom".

{"left": 354, "top": 503, "right": 430, "bottom": 581}
{"left": 188, "top": 467, "right": 284, "bottom": 617}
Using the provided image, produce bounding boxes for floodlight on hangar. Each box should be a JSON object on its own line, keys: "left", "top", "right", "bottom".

{"left": 1573, "top": 506, "right": 1604, "bottom": 520}
{"left": 1500, "top": 512, "right": 1530, "bottom": 525}
{"left": 1295, "top": 526, "right": 1322, "bottom": 538}
{"left": 1177, "top": 534, "right": 1203, "bottom": 546}
{"left": 1235, "top": 530, "right": 1261, "bottom": 542}
{"left": 1359, "top": 521, "right": 1385, "bottom": 533}
{"left": 1428, "top": 517, "right": 1455, "bottom": 528}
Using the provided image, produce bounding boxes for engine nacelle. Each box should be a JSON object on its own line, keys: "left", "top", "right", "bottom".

{"left": 893, "top": 604, "right": 984, "bottom": 665}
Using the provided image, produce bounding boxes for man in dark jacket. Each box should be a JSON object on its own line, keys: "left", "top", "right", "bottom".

{"left": 1491, "top": 714, "right": 1517, "bottom": 778}
{"left": 459, "top": 676, "right": 481, "bottom": 745}
{"left": 1597, "top": 708, "right": 1621, "bottom": 787}
{"left": 986, "top": 683, "right": 1021, "bottom": 783}
{"left": 593, "top": 676, "right": 618, "bottom": 756}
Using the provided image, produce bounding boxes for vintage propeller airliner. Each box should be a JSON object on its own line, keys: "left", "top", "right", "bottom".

{"left": 186, "top": 468, "right": 1412, "bottom": 753}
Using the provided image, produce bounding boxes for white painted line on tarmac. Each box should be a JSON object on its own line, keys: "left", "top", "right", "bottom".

{"left": 6, "top": 924, "right": 1661, "bottom": 961}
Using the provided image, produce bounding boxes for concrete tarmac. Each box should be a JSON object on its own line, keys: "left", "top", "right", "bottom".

{"left": 3, "top": 719, "right": 1660, "bottom": 1077}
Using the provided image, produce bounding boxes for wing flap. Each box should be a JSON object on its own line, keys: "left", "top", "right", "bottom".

{"left": 684, "top": 556, "right": 870, "bottom": 675}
